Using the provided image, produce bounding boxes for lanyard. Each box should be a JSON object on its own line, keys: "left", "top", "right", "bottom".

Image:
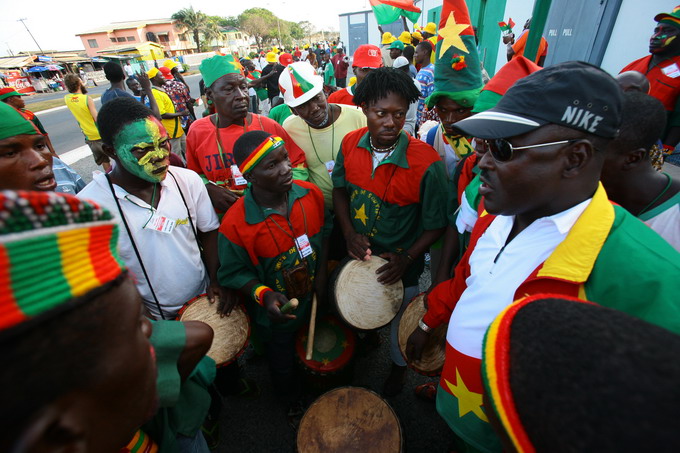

{"left": 212, "top": 113, "right": 264, "bottom": 186}
{"left": 307, "top": 114, "right": 335, "bottom": 173}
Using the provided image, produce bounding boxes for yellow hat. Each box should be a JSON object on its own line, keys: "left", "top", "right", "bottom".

{"left": 349, "top": 76, "right": 357, "bottom": 87}
{"left": 266, "top": 52, "right": 278, "bottom": 63}
{"left": 424, "top": 22, "right": 437, "bottom": 35}
{"left": 272, "top": 46, "right": 280, "bottom": 54}
{"left": 381, "top": 32, "right": 395, "bottom": 45}
{"left": 147, "top": 67, "right": 159, "bottom": 79}
{"left": 412, "top": 31, "right": 423, "bottom": 41}
{"left": 163, "top": 59, "right": 179, "bottom": 70}
{"left": 414, "top": 23, "right": 422, "bottom": 30}
{"left": 398, "top": 31, "right": 412, "bottom": 44}
{"left": 303, "top": 44, "right": 310, "bottom": 49}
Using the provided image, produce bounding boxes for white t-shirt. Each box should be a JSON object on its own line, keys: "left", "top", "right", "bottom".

{"left": 447, "top": 198, "right": 591, "bottom": 359}
{"left": 640, "top": 190, "right": 680, "bottom": 252}
{"left": 77, "top": 167, "right": 220, "bottom": 318}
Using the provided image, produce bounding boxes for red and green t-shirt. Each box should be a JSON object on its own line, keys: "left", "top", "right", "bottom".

{"left": 185, "top": 113, "right": 308, "bottom": 190}
{"left": 217, "top": 180, "right": 330, "bottom": 333}
{"left": 332, "top": 127, "right": 450, "bottom": 286}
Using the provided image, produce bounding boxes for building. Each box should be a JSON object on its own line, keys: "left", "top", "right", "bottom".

{"left": 339, "top": 0, "right": 669, "bottom": 77}
{"left": 76, "top": 19, "right": 194, "bottom": 58}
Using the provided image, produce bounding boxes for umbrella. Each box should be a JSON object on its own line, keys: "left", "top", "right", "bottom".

{"left": 26, "top": 66, "right": 48, "bottom": 72}
{"left": 46, "top": 65, "right": 63, "bottom": 71}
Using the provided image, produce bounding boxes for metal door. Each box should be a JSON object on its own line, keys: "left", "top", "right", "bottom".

{"left": 543, "top": 0, "right": 609, "bottom": 66}
{"left": 349, "top": 13, "right": 369, "bottom": 56}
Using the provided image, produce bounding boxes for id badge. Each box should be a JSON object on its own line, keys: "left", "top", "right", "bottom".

{"left": 295, "top": 234, "right": 313, "bottom": 258}
{"left": 662, "top": 63, "right": 680, "bottom": 79}
{"left": 144, "top": 213, "right": 176, "bottom": 234}
{"left": 231, "top": 165, "right": 248, "bottom": 186}
{"left": 325, "top": 160, "right": 335, "bottom": 176}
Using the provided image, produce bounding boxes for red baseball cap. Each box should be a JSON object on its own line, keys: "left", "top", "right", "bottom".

{"left": 0, "top": 87, "right": 26, "bottom": 101}
{"left": 158, "top": 66, "right": 174, "bottom": 80}
{"left": 279, "top": 53, "right": 293, "bottom": 66}
{"left": 352, "top": 45, "right": 383, "bottom": 69}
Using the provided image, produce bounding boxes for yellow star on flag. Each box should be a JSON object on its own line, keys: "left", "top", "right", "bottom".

{"left": 321, "top": 358, "right": 330, "bottom": 365}
{"left": 445, "top": 368, "right": 488, "bottom": 422}
{"left": 354, "top": 204, "right": 368, "bottom": 226}
{"left": 438, "top": 11, "right": 470, "bottom": 59}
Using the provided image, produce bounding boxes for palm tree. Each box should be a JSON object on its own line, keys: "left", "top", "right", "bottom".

{"left": 172, "top": 7, "right": 208, "bottom": 53}
{"left": 202, "top": 22, "right": 225, "bottom": 51}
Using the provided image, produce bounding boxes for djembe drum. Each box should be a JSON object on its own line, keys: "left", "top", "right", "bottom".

{"left": 398, "top": 293, "right": 446, "bottom": 376}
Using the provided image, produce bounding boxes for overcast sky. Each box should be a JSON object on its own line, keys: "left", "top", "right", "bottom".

{"left": 0, "top": 0, "right": 371, "bottom": 55}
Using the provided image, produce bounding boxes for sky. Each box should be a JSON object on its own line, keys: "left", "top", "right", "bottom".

{"left": 0, "top": 0, "right": 371, "bottom": 55}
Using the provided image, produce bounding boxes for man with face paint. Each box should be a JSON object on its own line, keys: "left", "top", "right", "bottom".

{"left": 78, "top": 97, "right": 221, "bottom": 320}
{"left": 621, "top": 6, "right": 680, "bottom": 149}
{"left": 186, "top": 54, "right": 308, "bottom": 214}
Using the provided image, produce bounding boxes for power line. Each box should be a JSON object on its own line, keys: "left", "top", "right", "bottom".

{"left": 17, "top": 18, "right": 43, "bottom": 54}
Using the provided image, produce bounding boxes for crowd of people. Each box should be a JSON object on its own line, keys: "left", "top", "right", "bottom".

{"left": 2, "top": 1, "right": 680, "bottom": 452}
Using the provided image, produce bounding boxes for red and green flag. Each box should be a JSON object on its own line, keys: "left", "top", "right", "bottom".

{"left": 369, "top": 0, "right": 421, "bottom": 25}
{"left": 498, "top": 18, "right": 516, "bottom": 33}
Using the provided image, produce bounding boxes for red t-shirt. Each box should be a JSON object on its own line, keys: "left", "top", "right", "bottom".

{"left": 327, "top": 86, "right": 357, "bottom": 107}
{"left": 331, "top": 53, "right": 349, "bottom": 79}
{"left": 621, "top": 54, "right": 680, "bottom": 112}
{"left": 185, "top": 113, "right": 307, "bottom": 189}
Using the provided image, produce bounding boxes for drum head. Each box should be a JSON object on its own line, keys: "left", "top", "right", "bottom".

{"left": 296, "top": 316, "right": 356, "bottom": 374}
{"left": 297, "top": 387, "right": 402, "bottom": 453}
{"left": 178, "top": 294, "right": 249, "bottom": 366}
{"left": 334, "top": 257, "right": 404, "bottom": 330}
{"left": 398, "top": 294, "right": 446, "bottom": 376}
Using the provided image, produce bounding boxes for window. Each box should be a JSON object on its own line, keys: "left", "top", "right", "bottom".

{"left": 116, "top": 37, "right": 126, "bottom": 42}
{"left": 110, "top": 38, "right": 117, "bottom": 42}
{"left": 87, "top": 39, "right": 98, "bottom": 48}
{"left": 126, "top": 36, "right": 135, "bottom": 42}
{"left": 158, "top": 35, "right": 170, "bottom": 44}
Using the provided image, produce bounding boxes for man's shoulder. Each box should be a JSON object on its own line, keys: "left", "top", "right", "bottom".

{"left": 336, "top": 104, "right": 365, "bottom": 124}
{"left": 342, "top": 127, "right": 369, "bottom": 146}
{"left": 167, "top": 166, "right": 203, "bottom": 185}
{"left": 77, "top": 174, "right": 110, "bottom": 203}
{"left": 621, "top": 55, "right": 652, "bottom": 73}
{"left": 188, "top": 115, "right": 214, "bottom": 134}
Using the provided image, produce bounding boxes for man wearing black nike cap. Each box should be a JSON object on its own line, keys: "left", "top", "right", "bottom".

{"left": 405, "top": 61, "right": 680, "bottom": 452}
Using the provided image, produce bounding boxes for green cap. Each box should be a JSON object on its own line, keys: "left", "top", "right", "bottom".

{"left": 389, "top": 40, "right": 405, "bottom": 51}
{"left": 0, "top": 102, "right": 38, "bottom": 141}
{"left": 0, "top": 88, "right": 26, "bottom": 101}
{"left": 200, "top": 54, "right": 245, "bottom": 89}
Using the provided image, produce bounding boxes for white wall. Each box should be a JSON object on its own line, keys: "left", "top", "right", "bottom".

{"left": 339, "top": 14, "right": 350, "bottom": 50}
{"left": 494, "top": 0, "right": 535, "bottom": 73}
{"left": 600, "top": 0, "right": 668, "bottom": 75}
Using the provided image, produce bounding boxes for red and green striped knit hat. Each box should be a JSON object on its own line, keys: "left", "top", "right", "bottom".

{"left": 0, "top": 191, "right": 125, "bottom": 331}
{"left": 655, "top": 5, "right": 680, "bottom": 29}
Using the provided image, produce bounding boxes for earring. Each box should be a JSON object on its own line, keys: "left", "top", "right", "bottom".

{"left": 207, "top": 99, "right": 213, "bottom": 105}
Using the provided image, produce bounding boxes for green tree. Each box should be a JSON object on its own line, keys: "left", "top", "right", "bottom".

{"left": 201, "top": 21, "right": 225, "bottom": 52}
{"left": 172, "top": 7, "right": 209, "bottom": 53}
{"left": 238, "top": 7, "right": 279, "bottom": 49}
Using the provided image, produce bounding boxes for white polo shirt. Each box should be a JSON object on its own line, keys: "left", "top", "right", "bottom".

{"left": 78, "top": 167, "right": 219, "bottom": 318}
{"left": 447, "top": 198, "right": 591, "bottom": 359}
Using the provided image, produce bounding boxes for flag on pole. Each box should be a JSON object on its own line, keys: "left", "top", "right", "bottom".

{"left": 498, "top": 18, "right": 516, "bottom": 33}
{"left": 369, "top": 0, "right": 421, "bottom": 25}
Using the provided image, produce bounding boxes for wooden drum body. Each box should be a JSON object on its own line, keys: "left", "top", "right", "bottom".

{"left": 177, "top": 294, "right": 249, "bottom": 367}
{"left": 333, "top": 257, "right": 404, "bottom": 330}
{"left": 297, "top": 387, "right": 402, "bottom": 453}
{"left": 398, "top": 293, "right": 446, "bottom": 376}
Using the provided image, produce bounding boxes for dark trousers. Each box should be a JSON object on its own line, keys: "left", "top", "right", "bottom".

{"left": 336, "top": 78, "right": 347, "bottom": 88}
{"left": 266, "top": 330, "right": 300, "bottom": 404}
{"left": 249, "top": 95, "right": 259, "bottom": 114}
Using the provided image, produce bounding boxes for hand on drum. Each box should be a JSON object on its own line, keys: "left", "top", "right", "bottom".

{"left": 406, "top": 327, "right": 429, "bottom": 362}
{"left": 263, "top": 291, "right": 297, "bottom": 323}
{"left": 376, "top": 252, "right": 409, "bottom": 285}
{"left": 213, "top": 286, "right": 240, "bottom": 317}
{"left": 206, "top": 183, "right": 240, "bottom": 212}
{"left": 346, "top": 232, "right": 371, "bottom": 261}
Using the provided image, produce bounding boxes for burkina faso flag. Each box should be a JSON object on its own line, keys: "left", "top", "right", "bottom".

{"left": 369, "top": 0, "right": 421, "bottom": 25}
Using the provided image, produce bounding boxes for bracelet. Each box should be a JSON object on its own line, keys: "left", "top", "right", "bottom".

{"left": 252, "top": 285, "right": 273, "bottom": 306}
{"left": 418, "top": 318, "right": 432, "bottom": 333}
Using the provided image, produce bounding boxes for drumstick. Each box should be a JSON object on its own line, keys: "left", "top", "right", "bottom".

{"left": 305, "top": 293, "right": 318, "bottom": 361}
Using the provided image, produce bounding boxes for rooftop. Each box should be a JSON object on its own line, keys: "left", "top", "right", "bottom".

{"left": 76, "top": 19, "right": 175, "bottom": 36}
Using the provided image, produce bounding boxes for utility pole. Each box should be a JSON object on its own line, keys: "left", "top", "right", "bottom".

{"left": 17, "top": 18, "right": 44, "bottom": 55}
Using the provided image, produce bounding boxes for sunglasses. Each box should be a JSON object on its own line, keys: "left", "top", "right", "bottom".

{"left": 485, "top": 139, "right": 577, "bottom": 162}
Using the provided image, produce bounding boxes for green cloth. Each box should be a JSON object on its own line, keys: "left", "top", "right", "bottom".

{"left": 322, "top": 62, "right": 336, "bottom": 87}
{"left": 371, "top": 0, "right": 420, "bottom": 25}
{"left": 0, "top": 101, "right": 37, "bottom": 141}
{"left": 389, "top": 40, "right": 405, "bottom": 50}
{"left": 200, "top": 54, "right": 244, "bottom": 88}
{"left": 268, "top": 103, "right": 293, "bottom": 125}
{"left": 144, "top": 320, "right": 216, "bottom": 452}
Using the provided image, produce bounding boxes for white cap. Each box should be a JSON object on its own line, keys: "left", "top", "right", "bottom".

{"left": 278, "top": 62, "right": 324, "bottom": 108}
{"left": 393, "top": 56, "right": 410, "bottom": 69}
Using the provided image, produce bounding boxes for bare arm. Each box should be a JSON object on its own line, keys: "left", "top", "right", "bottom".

{"left": 87, "top": 95, "right": 98, "bottom": 122}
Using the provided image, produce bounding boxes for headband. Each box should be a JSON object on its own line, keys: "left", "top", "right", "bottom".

{"left": 0, "top": 191, "right": 125, "bottom": 331}
{"left": 240, "top": 136, "right": 284, "bottom": 175}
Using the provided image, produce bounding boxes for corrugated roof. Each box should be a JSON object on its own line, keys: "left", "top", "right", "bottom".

{"left": 97, "top": 41, "right": 164, "bottom": 54}
{"left": 0, "top": 56, "right": 34, "bottom": 69}
{"left": 76, "top": 18, "right": 175, "bottom": 36}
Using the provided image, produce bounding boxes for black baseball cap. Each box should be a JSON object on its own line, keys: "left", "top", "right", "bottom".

{"left": 452, "top": 61, "right": 622, "bottom": 139}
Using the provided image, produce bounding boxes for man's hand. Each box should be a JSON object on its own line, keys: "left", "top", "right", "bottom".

{"left": 137, "top": 72, "right": 153, "bottom": 93}
{"left": 376, "top": 252, "right": 409, "bottom": 285}
{"left": 346, "top": 232, "right": 371, "bottom": 261}
{"left": 211, "top": 286, "right": 240, "bottom": 317}
{"left": 178, "top": 109, "right": 190, "bottom": 116}
{"left": 263, "top": 291, "right": 296, "bottom": 323}
{"left": 206, "top": 183, "right": 240, "bottom": 212}
{"left": 406, "top": 327, "right": 429, "bottom": 362}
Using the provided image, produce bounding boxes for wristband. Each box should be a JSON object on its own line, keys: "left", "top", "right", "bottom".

{"left": 418, "top": 318, "right": 432, "bottom": 333}
{"left": 252, "top": 285, "right": 273, "bottom": 306}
